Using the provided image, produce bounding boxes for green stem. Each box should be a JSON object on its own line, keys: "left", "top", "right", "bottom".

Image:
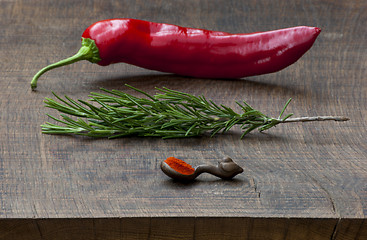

{"left": 281, "top": 116, "right": 350, "bottom": 122}
{"left": 31, "top": 38, "right": 101, "bottom": 90}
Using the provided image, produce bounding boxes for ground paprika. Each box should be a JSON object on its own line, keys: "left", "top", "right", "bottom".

{"left": 164, "top": 157, "right": 195, "bottom": 175}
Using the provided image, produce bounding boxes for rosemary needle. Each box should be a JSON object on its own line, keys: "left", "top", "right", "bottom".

{"left": 41, "top": 84, "right": 349, "bottom": 139}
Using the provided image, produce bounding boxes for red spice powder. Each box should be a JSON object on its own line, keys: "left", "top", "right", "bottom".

{"left": 164, "top": 157, "right": 195, "bottom": 175}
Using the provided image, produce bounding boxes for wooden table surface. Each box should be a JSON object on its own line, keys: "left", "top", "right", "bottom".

{"left": 1, "top": 0, "right": 366, "bottom": 239}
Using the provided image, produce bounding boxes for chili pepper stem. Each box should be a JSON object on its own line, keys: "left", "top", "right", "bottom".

{"left": 31, "top": 38, "right": 101, "bottom": 90}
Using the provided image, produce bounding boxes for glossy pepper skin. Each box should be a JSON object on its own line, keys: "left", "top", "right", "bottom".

{"left": 31, "top": 18, "right": 321, "bottom": 89}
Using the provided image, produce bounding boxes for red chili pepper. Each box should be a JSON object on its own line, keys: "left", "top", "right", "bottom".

{"left": 31, "top": 18, "right": 321, "bottom": 89}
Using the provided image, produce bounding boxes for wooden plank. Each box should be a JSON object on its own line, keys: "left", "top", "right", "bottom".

{"left": 3, "top": 218, "right": 366, "bottom": 240}
{"left": 0, "top": 220, "right": 41, "bottom": 240}
{"left": 0, "top": 0, "right": 366, "bottom": 227}
{"left": 334, "top": 219, "right": 367, "bottom": 240}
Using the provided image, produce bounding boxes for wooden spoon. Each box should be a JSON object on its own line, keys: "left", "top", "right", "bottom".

{"left": 161, "top": 157, "right": 243, "bottom": 181}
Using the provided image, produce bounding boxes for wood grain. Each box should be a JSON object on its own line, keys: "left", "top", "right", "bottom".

{"left": 0, "top": 218, "right": 366, "bottom": 240}
{"left": 0, "top": 0, "right": 366, "bottom": 239}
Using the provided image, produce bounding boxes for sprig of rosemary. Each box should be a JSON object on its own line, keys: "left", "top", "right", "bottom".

{"left": 41, "top": 85, "right": 349, "bottom": 139}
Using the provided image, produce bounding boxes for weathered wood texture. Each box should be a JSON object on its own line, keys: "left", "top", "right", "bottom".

{"left": 1, "top": 0, "right": 366, "bottom": 239}
{"left": 0, "top": 218, "right": 366, "bottom": 240}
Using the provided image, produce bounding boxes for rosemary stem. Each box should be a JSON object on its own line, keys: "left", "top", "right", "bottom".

{"left": 281, "top": 116, "right": 350, "bottom": 123}
{"left": 41, "top": 85, "right": 350, "bottom": 139}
